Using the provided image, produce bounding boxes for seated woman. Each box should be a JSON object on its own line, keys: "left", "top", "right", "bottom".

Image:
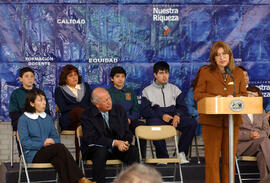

{"left": 54, "top": 64, "right": 92, "bottom": 161}
{"left": 18, "top": 90, "right": 92, "bottom": 183}
{"left": 54, "top": 64, "right": 92, "bottom": 130}
{"left": 237, "top": 86, "right": 270, "bottom": 183}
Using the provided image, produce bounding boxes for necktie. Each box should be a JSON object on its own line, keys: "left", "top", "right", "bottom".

{"left": 103, "top": 112, "right": 110, "bottom": 129}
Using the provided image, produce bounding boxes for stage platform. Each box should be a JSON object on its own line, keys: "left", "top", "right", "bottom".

{"left": 0, "top": 157, "right": 259, "bottom": 183}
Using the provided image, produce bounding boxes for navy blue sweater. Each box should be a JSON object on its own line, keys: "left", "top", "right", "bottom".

{"left": 54, "top": 82, "right": 92, "bottom": 129}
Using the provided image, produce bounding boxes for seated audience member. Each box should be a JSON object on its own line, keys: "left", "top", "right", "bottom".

{"left": 114, "top": 163, "right": 162, "bottom": 183}
{"left": 108, "top": 66, "right": 146, "bottom": 158}
{"left": 237, "top": 87, "right": 270, "bottom": 183}
{"left": 266, "top": 103, "right": 270, "bottom": 121}
{"left": 9, "top": 67, "right": 50, "bottom": 131}
{"left": 262, "top": 174, "right": 270, "bottom": 183}
{"left": 239, "top": 66, "right": 262, "bottom": 95}
{"left": 18, "top": 90, "right": 92, "bottom": 183}
{"left": 54, "top": 64, "right": 92, "bottom": 162}
{"left": 141, "top": 61, "right": 197, "bottom": 163}
{"left": 80, "top": 87, "right": 139, "bottom": 183}
{"left": 239, "top": 66, "right": 269, "bottom": 120}
{"left": 184, "top": 67, "right": 206, "bottom": 136}
{"left": 54, "top": 64, "right": 92, "bottom": 130}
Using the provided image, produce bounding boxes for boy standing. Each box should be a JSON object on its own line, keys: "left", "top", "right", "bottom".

{"left": 9, "top": 67, "right": 50, "bottom": 131}
{"left": 108, "top": 66, "right": 146, "bottom": 158}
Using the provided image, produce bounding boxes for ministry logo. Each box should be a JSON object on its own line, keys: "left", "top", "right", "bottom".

{"left": 230, "top": 99, "right": 244, "bottom": 112}
{"left": 163, "top": 25, "right": 171, "bottom": 36}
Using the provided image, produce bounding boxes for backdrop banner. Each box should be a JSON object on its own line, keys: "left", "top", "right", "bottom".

{"left": 0, "top": 1, "right": 270, "bottom": 121}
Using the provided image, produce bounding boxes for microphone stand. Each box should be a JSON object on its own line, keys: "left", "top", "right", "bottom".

{"left": 225, "top": 66, "right": 236, "bottom": 183}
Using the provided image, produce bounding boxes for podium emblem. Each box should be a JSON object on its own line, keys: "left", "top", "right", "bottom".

{"left": 230, "top": 99, "right": 244, "bottom": 112}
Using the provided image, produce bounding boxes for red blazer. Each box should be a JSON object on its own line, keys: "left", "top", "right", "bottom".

{"left": 194, "top": 65, "right": 247, "bottom": 127}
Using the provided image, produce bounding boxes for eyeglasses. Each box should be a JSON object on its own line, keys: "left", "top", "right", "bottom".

{"left": 215, "top": 53, "right": 228, "bottom": 58}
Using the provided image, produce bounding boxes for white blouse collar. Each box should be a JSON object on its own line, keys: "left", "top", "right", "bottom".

{"left": 24, "top": 112, "right": 47, "bottom": 119}
{"left": 67, "top": 84, "right": 81, "bottom": 90}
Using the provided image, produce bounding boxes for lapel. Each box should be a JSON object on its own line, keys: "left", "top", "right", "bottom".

{"left": 212, "top": 67, "right": 235, "bottom": 88}
{"left": 212, "top": 68, "right": 227, "bottom": 87}
{"left": 108, "top": 106, "right": 125, "bottom": 138}
{"left": 108, "top": 109, "right": 117, "bottom": 132}
{"left": 252, "top": 114, "right": 262, "bottom": 128}
{"left": 242, "top": 114, "right": 258, "bottom": 131}
{"left": 90, "top": 105, "right": 108, "bottom": 134}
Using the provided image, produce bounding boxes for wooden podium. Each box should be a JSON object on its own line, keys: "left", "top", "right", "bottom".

{"left": 197, "top": 97, "right": 263, "bottom": 183}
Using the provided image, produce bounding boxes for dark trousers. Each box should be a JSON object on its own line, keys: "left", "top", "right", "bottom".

{"left": 147, "top": 115, "right": 197, "bottom": 158}
{"left": 33, "top": 143, "right": 84, "bottom": 183}
{"left": 129, "top": 119, "right": 147, "bottom": 159}
{"left": 84, "top": 145, "right": 139, "bottom": 183}
{"left": 66, "top": 107, "right": 85, "bottom": 163}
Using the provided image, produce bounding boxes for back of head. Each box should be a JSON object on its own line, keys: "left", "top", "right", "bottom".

{"left": 153, "top": 61, "right": 170, "bottom": 74}
{"left": 110, "top": 66, "right": 126, "bottom": 78}
{"left": 114, "top": 164, "right": 162, "bottom": 183}
{"left": 19, "top": 67, "right": 34, "bottom": 78}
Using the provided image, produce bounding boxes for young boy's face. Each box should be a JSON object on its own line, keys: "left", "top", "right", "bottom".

{"left": 19, "top": 71, "right": 35, "bottom": 89}
{"left": 110, "top": 73, "right": 126, "bottom": 89}
{"left": 154, "top": 70, "right": 169, "bottom": 85}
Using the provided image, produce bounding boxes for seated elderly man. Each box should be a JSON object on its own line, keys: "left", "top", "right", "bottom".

{"left": 237, "top": 86, "right": 270, "bottom": 183}
{"left": 80, "top": 87, "right": 139, "bottom": 183}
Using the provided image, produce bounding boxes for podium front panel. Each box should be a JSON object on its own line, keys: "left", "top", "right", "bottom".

{"left": 197, "top": 97, "right": 263, "bottom": 114}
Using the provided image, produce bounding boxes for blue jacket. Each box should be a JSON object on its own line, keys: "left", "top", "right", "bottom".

{"left": 266, "top": 103, "right": 270, "bottom": 112}
{"left": 184, "top": 87, "right": 201, "bottom": 135}
{"left": 141, "top": 81, "right": 188, "bottom": 122}
{"left": 18, "top": 112, "right": 60, "bottom": 163}
{"left": 54, "top": 82, "right": 92, "bottom": 129}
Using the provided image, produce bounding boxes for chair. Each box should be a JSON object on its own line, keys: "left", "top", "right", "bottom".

{"left": 10, "top": 130, "right": 17, "bottom": 167}
{"left": 188, "top": 135, "right": 201, "bottom": 164}
{"left": 135, "top": 125, "right": 183, "bottom": 183}
{"left": 17, "top": 131, "right": 58, "bottom": 183}
{"left": 76, "top": 125, "right": 123, "bottom": 180}
{"left": 148, "top": 130, "right": 180, "bottom": 159}
{"left": 235, "top": 156, "right": 260, "bottom": 183}
{"left": 55, "top": 105, "right": 76, "bottom": 136}
{"left": 55, "top": 106, "right": 75, "bottom": 152}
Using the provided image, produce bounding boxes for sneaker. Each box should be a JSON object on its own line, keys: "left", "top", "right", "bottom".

{"left": 156, "top": 162, "right": 168, "bottom": 166}
{"left": 177, "top": 152, "right": 190, "bottom": 164}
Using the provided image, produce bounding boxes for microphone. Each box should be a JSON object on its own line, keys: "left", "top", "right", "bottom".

{"left": 225, "top": 66, "right": 236, "bottom": 97}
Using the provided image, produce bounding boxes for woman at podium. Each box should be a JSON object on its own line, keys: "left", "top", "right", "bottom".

{"left": 194, "top": 40, "right": 247, "bottom": 183}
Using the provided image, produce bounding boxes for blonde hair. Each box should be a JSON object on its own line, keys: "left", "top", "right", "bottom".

{"left": 209, "top": 40, "right": 235, "bottom": 71}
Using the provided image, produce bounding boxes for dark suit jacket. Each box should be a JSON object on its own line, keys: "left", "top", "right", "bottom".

{"left": 194, "top": 65, "right": 247, "bottom": 127}
{"left": 80, "top": 103, "right": 133, "bottom": 157}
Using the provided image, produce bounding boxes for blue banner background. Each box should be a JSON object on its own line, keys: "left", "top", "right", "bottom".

{"left": 0, "top": 1, "right": 270, "bottom": 121}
